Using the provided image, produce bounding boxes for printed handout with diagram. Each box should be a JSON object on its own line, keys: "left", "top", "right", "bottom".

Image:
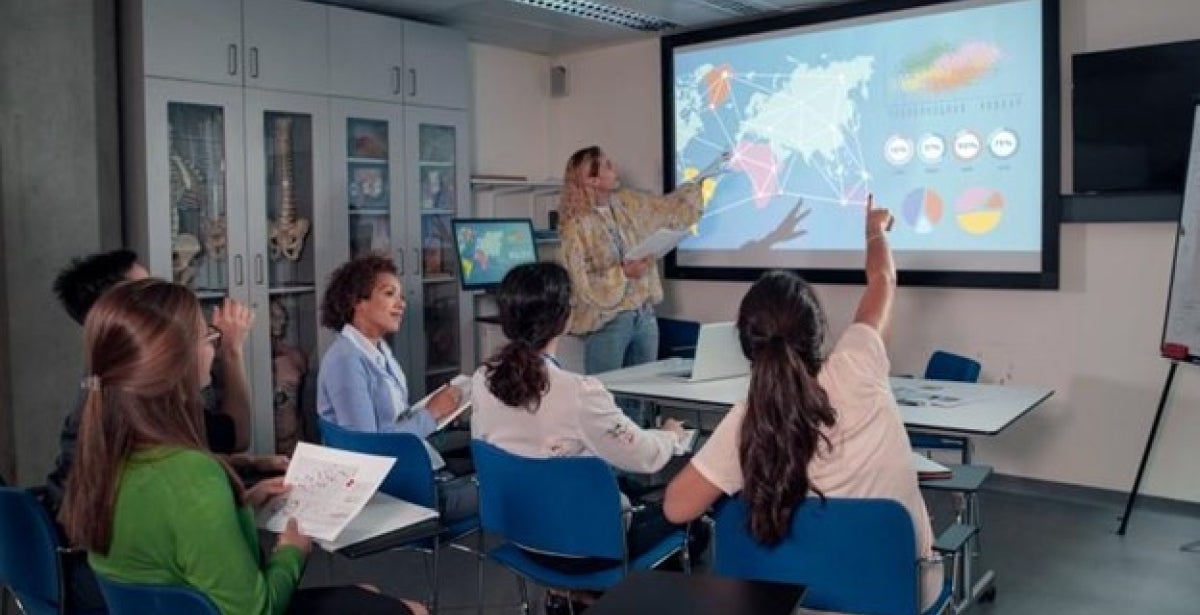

{"left": 892, "top": 383, "right": 976, "bottom": 408}
{"left": 258, "top": 442, "right": 396, "bottom": 542}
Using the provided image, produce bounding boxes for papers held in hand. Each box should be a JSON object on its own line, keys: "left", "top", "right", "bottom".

{"left": 413, "top": 374, "right": 473, "bottom": 431}
{"left": 674, "top": 429, "right": 699, "bottom": 456}
{"left": 624, "top": 228, "right": 690, "bottom": 262}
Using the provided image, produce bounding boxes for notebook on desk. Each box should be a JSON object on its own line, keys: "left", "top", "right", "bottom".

{"left": 658, "top": 322, "right": 750, "bottom": 382}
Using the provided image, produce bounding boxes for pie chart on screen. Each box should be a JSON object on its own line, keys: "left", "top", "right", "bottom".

{"left": 955, "top": 187, "right": 1005, "bottom": 235}
{"left": 900, "top": 187, "right": 944, "bottom": 234}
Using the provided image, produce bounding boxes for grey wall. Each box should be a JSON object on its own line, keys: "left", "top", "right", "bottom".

{"left": 0, "top": 0, "right": 121, "bottom": 484}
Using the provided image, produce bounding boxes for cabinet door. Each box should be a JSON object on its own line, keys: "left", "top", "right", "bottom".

{"left": 244, "top": 90, "right": 332, "bottom": 454}
{"left": 242, "top": 0, "right": 329, "bottom": 94}
{"left": 142, "top": 0, "right": 243, "bottom": 85}
{"left": 141, "top": 79, "right": 249, "bottom": 304}
{"left": 405, "top": 107, "right": 469, "bottom": 396}
{"left": 329, "top": 7, "right": 405, "bottom": 102}
{"left": 329, "top": 99, "right": 414, "bottom": 369}
{"left": 402, "top": 21, "right": 469, "bottom": 110}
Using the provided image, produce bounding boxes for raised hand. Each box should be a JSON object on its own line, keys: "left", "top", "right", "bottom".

{"left": 211, "top": 297, "right": 255, "bottom": 356}
{"left": 865, "top": 193, "right": 894, "bottom": 239}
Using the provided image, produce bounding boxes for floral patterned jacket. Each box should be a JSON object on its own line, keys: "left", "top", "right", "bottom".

{"left": 559, "top": 183, "right": 703, "bottom": 335}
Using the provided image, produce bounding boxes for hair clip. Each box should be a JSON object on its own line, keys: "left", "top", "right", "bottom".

{"left": 80, "top": 375, "right": 101, "bottom": 390}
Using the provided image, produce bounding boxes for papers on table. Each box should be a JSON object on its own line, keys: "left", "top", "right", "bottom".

{"left": 893, "top": 383, "right": 971, "bottom": 408}
{"left": 624, "top": 228, "right": 690, "bottom": 261}
{"left": 911, "top": 452, "right": 953, "bottom": 480}
{"left": 314, "top": 492, "right": 438, "bottom": 553}
{"left": 257, "top": 442, "right": 395, "bottom": 542}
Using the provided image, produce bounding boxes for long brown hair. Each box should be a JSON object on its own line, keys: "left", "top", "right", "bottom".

{"left": 60, "top": 279, "right": 243, "bottom": 553}
{"left": 559, "top": 145, "right": 605, "bottom": 221}
{"left": 483, "top": 263, "right": 571, "bottom": 411}
{"left": 736, "top": 270, "right": 837, "bottom": 545}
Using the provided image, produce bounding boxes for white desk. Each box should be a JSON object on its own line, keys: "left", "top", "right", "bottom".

{"left": 597, "top": 358, "right": 1054, "bottom": 613}
{"left": 596, "top": 358, "right": 1053, "bottom": 436}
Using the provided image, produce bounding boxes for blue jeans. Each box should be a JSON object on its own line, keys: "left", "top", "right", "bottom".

{"left": 583, "top": 305, "right": 659, "bottom": 424}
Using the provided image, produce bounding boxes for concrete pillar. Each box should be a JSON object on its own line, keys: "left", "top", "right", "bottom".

{"left": 0, "top": 0, "right": 121, "bottom": 484}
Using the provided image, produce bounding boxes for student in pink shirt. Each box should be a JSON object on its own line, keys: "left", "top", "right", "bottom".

{"left": 663, "top": 196, "right": 942, "bottom": 611}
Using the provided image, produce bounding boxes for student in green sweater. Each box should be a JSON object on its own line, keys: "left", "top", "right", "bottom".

{"left": 59, "top": 279, "right": 426, "bottom": 615}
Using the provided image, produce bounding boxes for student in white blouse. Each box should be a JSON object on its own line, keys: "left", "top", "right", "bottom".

{"left": 470, "top": 262, "right": 695, "bottom": 585}
{"left": 663, "top": 197, "right": 942, "bottom": 612}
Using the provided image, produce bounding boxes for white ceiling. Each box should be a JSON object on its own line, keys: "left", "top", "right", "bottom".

{"left": 312, "top": 0, "right": 861, "bottom": 55}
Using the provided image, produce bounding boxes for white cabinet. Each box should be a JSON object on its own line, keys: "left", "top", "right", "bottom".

{"left": 124, "top": 0, "right": 473, "bottom": 450}
{"left": 402, "top": 107, "right": 471, "bottom": 391}
{"left": 329, "top": 7, "right": 405, "bottom": 102}
{"left": 402, "top": 21, "right": 469, "bottom": 109}
{"left": 242, "top": 0, "right": 329, "bottom": 94}
{"left": 139, "top": 0, "right": 243, "bottom": 85}
{"left": 127, "top": 78, "right": 336, "bottom": 455}
{"left": 242, "top": 89, "right": 334, "bottom": 453}
{"left": 133, "top": 0, "right": 329, "bottom": 94}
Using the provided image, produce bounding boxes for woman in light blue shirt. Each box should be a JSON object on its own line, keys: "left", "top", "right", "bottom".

{"left": 317, "top": 254, "right": 475, "bottom": 521}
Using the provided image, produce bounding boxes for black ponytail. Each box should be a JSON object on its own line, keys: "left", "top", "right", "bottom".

{"left": 484, "top": 263, "right": 572, "bottom": 411}
{"left": 736, "top": 271, "right": 837, "bottom": 545}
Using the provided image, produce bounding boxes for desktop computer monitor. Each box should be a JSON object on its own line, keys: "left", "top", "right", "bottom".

{"left": 452, "top": 218, "right": 538, "bottom": 291}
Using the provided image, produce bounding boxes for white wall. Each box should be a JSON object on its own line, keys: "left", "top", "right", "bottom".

{"left": 470, "top": 43, "right": 554, "bottom": 180}
{"left": 473, "top": 0, "right": 1200, "bottom": 502}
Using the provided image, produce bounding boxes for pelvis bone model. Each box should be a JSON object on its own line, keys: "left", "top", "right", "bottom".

{"left": 268, "top": 117, "right": 311, "bottom": 261}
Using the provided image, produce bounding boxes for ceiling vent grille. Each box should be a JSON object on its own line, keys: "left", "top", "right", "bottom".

{"left": 505, "top": 0, "right": 678, "bottom": 32}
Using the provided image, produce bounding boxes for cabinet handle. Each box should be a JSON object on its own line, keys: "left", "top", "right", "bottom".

{"left": 228, "top": 44, "right": 238, "bottom": 76}
{"left": 250, "top": 46, "right": 259, "bottom": 79}
{"left": 408, "top": 68, "right": 417, "bottom": 97}
{"left": 413, "top": 247, "right": 421, "bottom": 276}
{"left": 392, "top": 66, "right": 402, "bottom": 95}
{"left": 397, "top": 249, "right": 405, "bottom": 275}
{"left": 234, "top": 255, "right": 244, "bottom": 286}
{"left": 255, "top": 254, "right": 264, "bottom": 285}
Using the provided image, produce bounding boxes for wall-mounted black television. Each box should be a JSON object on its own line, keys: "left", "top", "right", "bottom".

{"left": 1073, "top": 39, "right": 1200, "bottom": 194}
{"left": 661, "top": 0, "right": 1060, "bottom": 289}
{"left": 452, "top": 218, "right": 538, "bottom": 291}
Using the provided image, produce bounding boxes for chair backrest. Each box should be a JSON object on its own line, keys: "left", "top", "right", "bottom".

{"left": 318, "top": 420, "right": 437, "bottom": 509}
{"left": 924, "top": 350, "right": 981, "bottom": 383}
{"left": 95, "top": 576, "right": 218, "bottom": 615}
{"left": 0, "top": 487, "right": 65, "bottom": 615}
{"left": 713, "top": 496, "right": 921, "bottom": 615}
{"left": 470, "top": 439, "right": 626, "bottom": 560}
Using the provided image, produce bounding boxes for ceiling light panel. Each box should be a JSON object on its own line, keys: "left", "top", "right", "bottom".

{"left": 504, "top": 0, "right": 678, "bottom": 31}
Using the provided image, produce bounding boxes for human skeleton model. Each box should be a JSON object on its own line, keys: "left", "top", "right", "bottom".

{"left": 268, "top": 117, "right": 311, "bottom": 262}
{"left": 270, "top": 299, "right": 308, "bottom": 455}
{"left": 169, "top": 151, "right": 203, "bottom": 286}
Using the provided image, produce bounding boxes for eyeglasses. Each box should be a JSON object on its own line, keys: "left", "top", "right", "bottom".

{"left": 205, "top": 325, "right": 222, "bottom": 350}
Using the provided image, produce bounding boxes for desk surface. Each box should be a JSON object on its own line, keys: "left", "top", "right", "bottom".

{"left": 597, "top": 359, "right": 1053, "bottom": 436}
{"left": 587, "top": 571, "right": 805, "bottom": 615}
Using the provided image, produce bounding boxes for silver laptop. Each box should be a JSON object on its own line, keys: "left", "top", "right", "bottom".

{"left": 659, "top": 321, "right": 750, "bottom": 382}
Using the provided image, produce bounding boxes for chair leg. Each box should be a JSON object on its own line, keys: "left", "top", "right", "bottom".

{"left": 516, "top": 576, "right": 530, "bottom": 615}
{"left": 476, "top": 531, "right": 486, "bottom": 615}
{"left": 431, "top": 538, "right": 441, "bottom": 614}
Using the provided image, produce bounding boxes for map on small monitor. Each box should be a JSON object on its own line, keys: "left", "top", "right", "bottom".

{"left": 452, "top": 218, "right": 538, "bottom": 291}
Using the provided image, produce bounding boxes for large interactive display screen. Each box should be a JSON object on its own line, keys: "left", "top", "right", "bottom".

{"left": 662, "top": 0, "right": 1059, "bottom": 288}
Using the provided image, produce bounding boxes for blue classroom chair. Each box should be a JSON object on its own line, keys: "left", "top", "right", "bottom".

{"left": 319, "top": 420, "right": 481, "bottom": 613}
{"left": 0, "top": 487, "right": 106, "bottom": 615}
{"left": 94, "top": 577, "right": 217, "bottom": 615}
{"left": 470, "top": 439, "right": 688, "bottom": 613}
{"left": 713, "top": 496, "right": 969, "bottom": 615}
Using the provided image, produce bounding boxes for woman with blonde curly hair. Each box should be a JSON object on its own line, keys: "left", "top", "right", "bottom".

{"left": 558, "top": 146, "right": 722, "bottom": 380}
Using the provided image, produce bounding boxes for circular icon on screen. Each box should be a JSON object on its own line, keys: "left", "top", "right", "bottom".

{"left": 953, "top": 130, "right": 982, "bottom": 161}
{"left": 884, "top": 135, "right": 914, "bottom": 166}
{"left": 918, "top": 133, "right": 946, "bottom": 164}
{"left": 988, "top": 128, "right": 1019, "bottom": 159}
